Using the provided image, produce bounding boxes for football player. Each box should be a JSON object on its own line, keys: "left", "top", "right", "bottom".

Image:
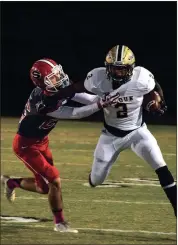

{"left": 83, "top": 45, "right": 176, "bottom": 217}
{"left": 1, "top": 58, "right": 115, "bottom": 233}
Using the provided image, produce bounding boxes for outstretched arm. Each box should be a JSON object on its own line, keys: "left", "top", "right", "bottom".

{"left": 47, "top": 103, "right": 100, "bottom": 119}
{"left": 46, "top": 95, "right": 116, "bottom": 119}
{"left": 71, "top": 93, "right": 99, "bottom": 105}
{"left": 54, "top": 82, "right": 87, "bottom": 100}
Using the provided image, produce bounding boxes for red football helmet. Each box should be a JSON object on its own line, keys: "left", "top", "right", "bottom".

{"left": 30, "top": 58, "right": 69, "bottom": 92}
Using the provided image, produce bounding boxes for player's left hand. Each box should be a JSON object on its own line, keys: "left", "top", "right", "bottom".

{"left": 97, "top": 92, "right": 120, "bottom": 109}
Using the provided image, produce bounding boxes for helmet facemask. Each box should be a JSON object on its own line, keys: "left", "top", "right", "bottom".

{"left": 106, "top": 63, "right": 135, "bottom": 86}
{"left": 105, "top": 45, "right": 135, "bottom": 88}
{"left": 44, "top": 65, "right": 70, "bottom": 93}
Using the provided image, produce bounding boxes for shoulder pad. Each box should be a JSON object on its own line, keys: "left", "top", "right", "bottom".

{"left": 84, "top": 67, "right": 106, "bottom": 93}
{"left": 132, "top": 66, "right": 155, "bottom": 95}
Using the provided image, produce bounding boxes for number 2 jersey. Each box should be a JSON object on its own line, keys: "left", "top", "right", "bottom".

{"left": 84, "top": 66, "right": 155, "bottom": 131}
{"left": 17, "top": 87, "right": 99, "bottom": 139}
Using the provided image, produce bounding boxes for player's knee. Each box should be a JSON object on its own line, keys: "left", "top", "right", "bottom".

{"left": 36, "top": 185, "right": 49, "bottom": 194}
{"left": 50, "top": 177, "right": 61, "bottom": 190}
{"left": 41, "top": 184, "right": 49, "bottom": 194}
{"left": 89, "top": 172, "right": 105, "bottom": 187}
{"left": 36, "top": 178, "right": 49, "bottom": 194}
{"left": 155, "top": 165, "right": 175, "bottom": 188}
{"left": 88, "top": 173, "right": 96, "bottom": 187}
{"left": 45, "top": 166, "right": 60, "bottom": 183}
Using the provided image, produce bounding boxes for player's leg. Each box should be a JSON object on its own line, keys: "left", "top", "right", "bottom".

{"left": 1, "top": 175, "right": 45, "bottom": 194}
{"left": 89, "top": 130, "right": 121, "bottom": 187}
{"left": 14, "top": 146, "right": 77, "bottom": 232}
{"left": 2, "top": 134, "right": 50, "bottom": 198}
{"left": 130, "top": 124, "right": 177, "bottom": 216}
{"left": 1, "top": 151, "right": 50, "bottom": 203}
{"left": 40, "top": 143, "right": 78, "bottom": 232}
{"left": 40, "top": 145, "right": 65, "bottom": 226}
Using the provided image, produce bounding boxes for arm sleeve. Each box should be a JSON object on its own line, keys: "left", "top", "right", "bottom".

{"left": 47, "top": 103, "right": 100, "bottom": 119}
{"left": 71, "top": 93, "right": 99, "bottom": 104}
{"left": 136, "top": 75, "right": 155, "bottom": 96}
{"left": 154, "top": 80, "right": 164, "bottom": 100}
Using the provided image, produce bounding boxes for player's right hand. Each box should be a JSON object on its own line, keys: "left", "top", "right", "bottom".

{"left": 153, "top": 101, "right": 168, "bottom": 116}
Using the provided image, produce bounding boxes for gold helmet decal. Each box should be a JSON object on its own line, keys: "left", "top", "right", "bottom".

{"left": 105, "top": 46, "right": 118, "bottom": 64}
{"left": 105, "top": 45, "right": 135, "bottom": 66}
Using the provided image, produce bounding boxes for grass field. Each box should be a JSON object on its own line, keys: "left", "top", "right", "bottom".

{"left": 1, "top": 117, "right": 177, "bottom": 244}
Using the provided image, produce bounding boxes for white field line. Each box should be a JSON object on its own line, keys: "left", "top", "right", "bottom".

{"left": 0, "top": 216, "right": 39, "bottom": 223}
{"left": 83, "top": 182, "right": 161, "bottom": 187}
{"left": 1, "top": 147, "right": 176, "bottom": 156}
{"left": 76, "top": 228, "right": 176, "bottom": 236}
{"left": 0, "top": 222, "right": 175, "bottom": 236}
{"left": 14, "top": 196, "right": 169, "bottom": 205}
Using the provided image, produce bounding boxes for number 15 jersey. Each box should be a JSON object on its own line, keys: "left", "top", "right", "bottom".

{"left": 84, "top": 66, "right": 155, "bottom": 131}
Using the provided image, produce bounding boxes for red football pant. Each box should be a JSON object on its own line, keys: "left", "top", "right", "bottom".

{"left": 13, "top": 134, "right": 59, "bottom": 192}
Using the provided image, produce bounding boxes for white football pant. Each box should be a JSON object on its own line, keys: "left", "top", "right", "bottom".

{"left": 90, "top": 123, "right": 166, "bottom": 186}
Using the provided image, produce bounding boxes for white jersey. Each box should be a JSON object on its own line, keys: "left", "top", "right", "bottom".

{"left": 84, "top": 66, "right": 155, "bottom": 130}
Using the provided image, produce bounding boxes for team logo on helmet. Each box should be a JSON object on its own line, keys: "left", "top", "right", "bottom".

{"left": 32, "top": 70, "right": 41, "bottom": 79}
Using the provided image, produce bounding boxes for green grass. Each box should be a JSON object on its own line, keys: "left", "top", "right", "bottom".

{"left": 1, "top": 117, "right": 177, "bottom": 244}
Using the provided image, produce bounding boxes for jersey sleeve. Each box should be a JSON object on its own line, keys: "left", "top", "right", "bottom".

{"left": 84, "top": 69, "right": 96, "bottom": 93}
{"left": 134, "top": 66, "right": 156, "bottom": 96}
{"left": 46, "top": 103, "right": 100, "bottom": 119}
{"left": 84, "top": 68, "right": 103, "bottom": 95}
{"left": 71, "top": 92, "right": 99, "bottom": 104}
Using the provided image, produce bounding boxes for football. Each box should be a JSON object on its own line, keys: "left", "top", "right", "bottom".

{"left": 143, "top": 91, "right": 161, "bottom": 112}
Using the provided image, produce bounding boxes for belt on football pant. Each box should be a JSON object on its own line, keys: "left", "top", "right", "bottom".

{"left": 103, "top": 120, "right": 144, "bottom": 138}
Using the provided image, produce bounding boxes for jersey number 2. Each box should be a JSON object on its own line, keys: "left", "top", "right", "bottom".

{"left": 115, "top": 103, "right": 128, "bottom": 118}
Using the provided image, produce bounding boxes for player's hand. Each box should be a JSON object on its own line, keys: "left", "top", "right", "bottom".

{"left": 97, "top": 98, "right": 111, "bottom": 109}
{"left": 160, "top": 100, "right": 167, "bottom": 112}
{"left": 97, "top": 92, "right": 120, "bottom": 109}
{"left": 152, "top": 100, "right": 167, "bottom": 116}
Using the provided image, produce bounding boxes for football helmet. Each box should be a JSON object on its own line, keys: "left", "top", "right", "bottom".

{"left": 105, "top": 45, "right": 135, "bottom": 86}
{"left": 30, "top": 58, "right": 70, "bottom": 92}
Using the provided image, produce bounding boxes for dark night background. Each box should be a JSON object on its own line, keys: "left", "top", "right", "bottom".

{"left": 1, "top": 1, "right": 177, "bottom": 124}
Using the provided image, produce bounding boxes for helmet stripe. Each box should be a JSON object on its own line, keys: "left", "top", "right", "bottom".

{"left": 121, "top": 45, "right": 125, "bottom": 61}
{"left": 38, "top": 59, "right": 55, "bottom": 68}
{"left": 115, "top": 45, "right": 119, "bottom": 62}
{"left": 117, "top": 45, "right": 122, "bottom": 62}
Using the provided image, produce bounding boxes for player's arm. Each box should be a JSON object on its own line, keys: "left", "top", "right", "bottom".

{"left": 71, "top": 93, "right": 99, "bottom": 105}
{"left": 53, "top": 81, "right": 87, "bottom": 100}
{"left": 42, "top": 80, "right": 87, "bottom": 101}
{"left": 154, "top": 80, "right": 164, "bottom": 99}
{"left": 153, "top": 80, "right": 167, "bottom": 106}
{"left": 47, "top": 103, "right": 100, "bottom": 119}
{"left": 54, "top": 68, "right": 100, "bottom": 100}
{"left": 46, "top": 96, "right": 113, "bottom": 119}
{"left": 153, "top": 80, "right": 167, "bottom": 113}
{"left": 143, "top": 80, "right": 167, "bottom": 115}
{"left": 36, "top": 95, "right": 62, "bottom": 114}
